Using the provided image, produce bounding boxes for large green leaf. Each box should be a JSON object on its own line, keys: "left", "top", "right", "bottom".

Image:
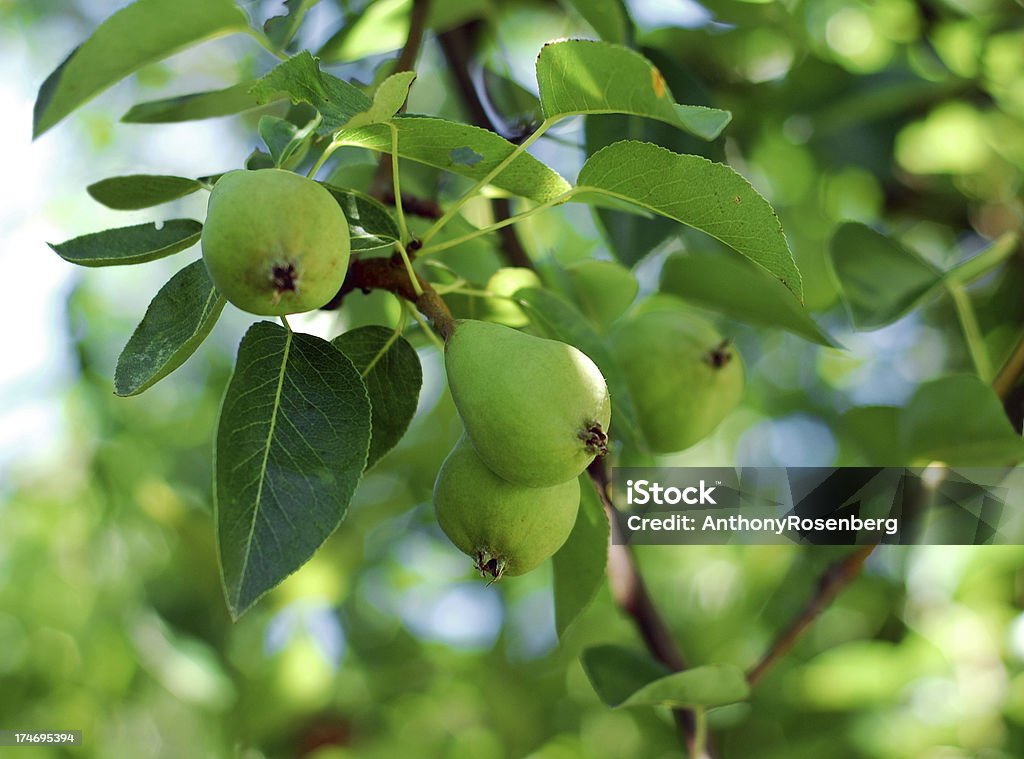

{"left": 552, "top": 479, "right": 608, "bottom": 638}
{"left": 660, "top": 251, "right": 834, "bottom": 346}
{"left": 250, "top": 51, "right": 373, "bottom": 134}
{"left": 581, "top": 646, "right": 670, "bottom": 707}
{"left": 901, "top": 375, "right": 1024, "bottom": 465}
{"left": 122, "top": 81, "right": 270, "bottom": 123}
{"left": 87, "top": 175, "right": 203, "bottom": 210}
{"left": 575, "top": 141, "right": 803, "bottom": 299}
{"left": 333, "top": 326, "right": 422, "bottom": 470}
{"left": 620, "top": 665, "right": 750, "bottom": 709}
{"left": 216, "top": 322, "right": 371, "bottom": 619}
{"left": 321, "top": 184, "right": 400, "bottom": 252}
{"left": 33, "top": 0, "right": 248, "bottom": 137}
{"left": 583, "top": 51, "right": 723, "bottom": 266}
{"left": 515, "top": 287, "right": 644, "bottom": 450}
{"left": 536, "top": 40, "right": 730, "bottom": 141}
{"left": 49, "top": 219, "right": 202, "bottom": 267}
{"left": 114, "top": 259, "right": 225, "bottom": 396}
{"left": 338, "top": 116, "right": 572, "bottom": 203}
{"left": 830, "top": 222, "right": 943, "bottom": 331}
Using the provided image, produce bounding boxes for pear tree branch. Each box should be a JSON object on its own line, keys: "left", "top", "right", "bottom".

{"left": 588, "top": 459, "right": 711, "bottom": 759}
{"left": 322, "top": 253, "right": 455, "bottom": 341}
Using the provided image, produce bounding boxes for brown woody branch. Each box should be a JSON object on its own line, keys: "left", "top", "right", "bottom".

{"left": 588, "top": 459, "right": 711, "bottom": 758}
{"left": 746, "top": 546, "right": 875, "bottom": 687}
{"left": 370, "top": 0, "right": 432, "bottom": 198}
{"left": 322, "top": 253, "right": 455, "bottom": 341}
{"left": 437, "top": 23, "right": 533, "bottom": 269}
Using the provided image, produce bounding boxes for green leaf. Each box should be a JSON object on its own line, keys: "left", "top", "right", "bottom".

{"left": 258, "top": 114, "right": 319, "bottom": 169}
{"left": 87, "top": 174, "right": 203, "bottom": 210}
{"left": 514, "top": 287, "right": 645, "bottom": 450}
{"left": 575, "top": 141, "right": 803, "bottom": 299}
{"left": 49, "top": 219, "right": 202, "bottom": 267}
{"left": 536, "top": 40, "right": 731, "bottom": 140}
{"left": 584, "top": 49, "right": 724, "bottom": 266}
{"left": 333, "top": 326, "right": 422, "bottom": 470}
{"left": 659, "top": 251, "right": 835, "bottom": 346}
{"left": 250, "top": 51, "right": 373, "bottom": 134}
{"left": 33, "top": 0, "right": 248, "bottom": 137}
{"left": 259, "top": 116, "right": 299, "bottom": 166}
{"left": 338, "top": 116, "right": 572, "bottom": 203}
{"left": 264, "top": 0, "right": 322, "bottom": 49}
{"left": 122, "top": 81, "right": 270, "bottom": 123}
{"left": 552, "top": 478, "right": 608, "bottom": 638}
{"left": 216, "top": 322, "right": 371, "bottom": 619}
{"left": 317, "top": 0, "right": 490, "bottom": 62}
{"left": 320, "top": 184, "right": 400, "bottom": 252}
{"left": 620, "top": 665, "right": 750, "bottom": 709}
{"left": 829, "top": 222, "right": 943, "bottom": 331}
{"left": 581, "top": 646, "right": 670, "bottom": 707}
{"left": 564, "top": 259, "right": 638, "bottom": 331}
{"left": 345, "top": 71, "right": 417, "bottom": 129}
{"left": 901, "top": 375, "right": 1024, "bottom": 466}
{"left": 564, "top": 0, "right": 629, "bottom": 44}
{"left": 114, "top": 259, "right": 225, "bottom": 396}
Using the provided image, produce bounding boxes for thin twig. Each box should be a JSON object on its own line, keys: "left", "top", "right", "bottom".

{"left": 746, "top": 546, "right": 875, "bottom": 687}
{"left": 437, "top": 23, "right": 534, "bottom": 269}
{"left": 993, "top": 330, "right": 1024, "bottom": 402}
{"left": 369, "top": 0, "right": 432, "bottom": 197}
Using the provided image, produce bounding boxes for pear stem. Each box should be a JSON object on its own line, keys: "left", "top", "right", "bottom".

{"left": 321, "top": 253, "right": 455, "bottom": 341}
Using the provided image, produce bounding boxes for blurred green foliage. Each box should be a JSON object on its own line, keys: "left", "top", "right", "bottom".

{"left": 5, "top": 0, "right": 1024, "bottom": 756}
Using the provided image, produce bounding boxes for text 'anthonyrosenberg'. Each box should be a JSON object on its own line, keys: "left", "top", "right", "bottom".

{"left": 626, "top": 513, "right": 900, "bottom": 536}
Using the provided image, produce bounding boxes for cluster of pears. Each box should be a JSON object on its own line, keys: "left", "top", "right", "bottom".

{"left": 434, "top": 320, "right": 611, "bottom": 581}
{"left": 201, "top": 168, "right": 351, "bottom": 315}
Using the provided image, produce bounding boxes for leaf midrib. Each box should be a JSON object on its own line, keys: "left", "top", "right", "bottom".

{"left": 235, "top": 327, "right": 293, "bottom": 603}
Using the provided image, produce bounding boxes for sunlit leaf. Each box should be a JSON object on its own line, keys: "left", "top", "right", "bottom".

{"left": 339, "top": 116, "right": 571, "bottom": 203}
{"left": 536, "top": 40, "right": 730, "bottom": 140}
{"left": 34, "top": 0, "right": 248, "bottom": 136}
{"left": 576, "top": 141, "right": 802, "bottom": 298}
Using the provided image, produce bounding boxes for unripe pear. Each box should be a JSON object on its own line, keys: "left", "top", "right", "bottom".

{"left": 201, "top": 169, "right": 350, "bottom": 315}
{"left": 610, "top": 310, "right": 743, "bottom": 453}
{"left": 445, "top": 319, "right": 611, "bottom": 487}
{"left": 433, "top": 436, "right": 580, "bottom": 580}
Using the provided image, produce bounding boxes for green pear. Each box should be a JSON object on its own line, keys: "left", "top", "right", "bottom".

{"left": 201, "top": 169, "right": 350, "bottom": 315}
{"left": 433, "top": 436, "right": 580, "bottom": 580}
{"left": 445, "top": 319, "right": 611, "bottom": 487}
{"left": 610, "top": 310, "right": 743, "bottom": 453}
